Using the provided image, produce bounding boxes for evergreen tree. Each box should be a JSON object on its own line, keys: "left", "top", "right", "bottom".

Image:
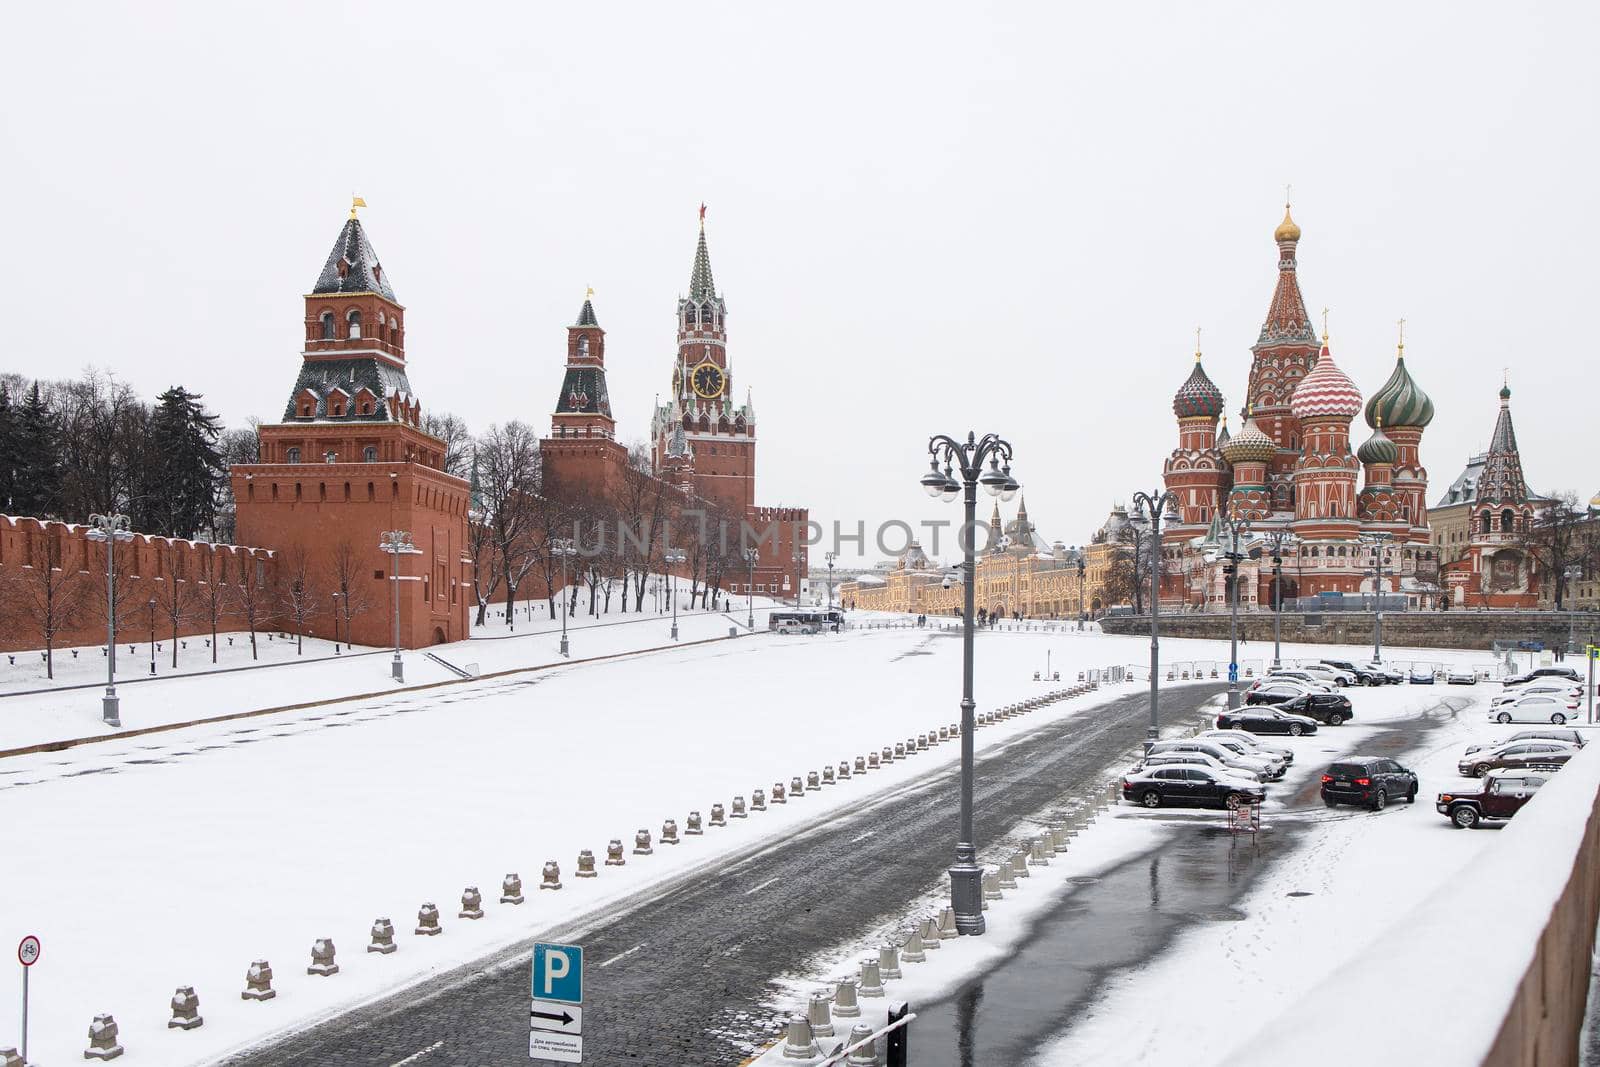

{"left": 12, "top": 383, "right": 60, "bottom": 518}
{"left": 148, "top": 386, "right": 224, "bottom": 539}
{"left": 0, "top": 383, "right": 16, "bottom": 513}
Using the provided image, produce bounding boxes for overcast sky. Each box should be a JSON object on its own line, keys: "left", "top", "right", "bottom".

{"left": 2, "top": 2, "right": 1594, "bottom": 562}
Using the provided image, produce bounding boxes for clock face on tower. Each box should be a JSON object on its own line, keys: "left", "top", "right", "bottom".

{"left": 691, "top": 361, "right": 726, "bottom": 399}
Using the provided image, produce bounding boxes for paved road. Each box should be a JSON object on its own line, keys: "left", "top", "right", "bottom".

{"left": 223, "top": 684, "right": 1223, "bottom": 1067}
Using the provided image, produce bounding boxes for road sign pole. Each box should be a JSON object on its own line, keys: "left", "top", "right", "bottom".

{"left": 17, "top": 935, "right": 40, "bottom": 1065}
{"left": 1589, "top": 647, "right": 1596, "bottom": 725}
{"left": 20, "top": 963, "right": 27, "bottom": 1064}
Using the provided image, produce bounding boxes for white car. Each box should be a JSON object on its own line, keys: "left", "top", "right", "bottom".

{"left": 1490, "top": 683, "right": 1583, "bottom": 708}
{"left": 1147, "top": 739, "right": 1284, "bottom": 780}
{"left": 1197, "top": 729, "right": 1295, "bottom": 764}
{"left": 1296, "top": 663, "right": 1355, "bottom": 686}
{"left": 1137, "top": 752, "right": 1264, "bottom": 782}
{"left": 1488, "top": 692, "right": 1584, "bottom": 725}
{"left": 1260, "top": 673, "right": 1335, "bottom": 694}
{"left": 1446, "top": 667, "right": 1478, "bottom": 685}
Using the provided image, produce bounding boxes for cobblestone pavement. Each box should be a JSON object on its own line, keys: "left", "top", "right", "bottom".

{"left": 223, "top": 685, "right": 1222, "bottom": 1067}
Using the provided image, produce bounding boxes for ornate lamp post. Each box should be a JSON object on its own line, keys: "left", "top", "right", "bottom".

{"left": 1076, "top": 549, "right": 1086, "bottom": 631}
{"left": 1131, "top": 490, "right": 1179, "bottom": 745}
{"left": 825, "top": 551, "right": 838, "bottom": 612}
{"left": 552, "top": 537, "right": 578, "bottom": 657}
{"left": 1262, "top": 529, "right": 1298, "bottom": 671}
{"left": 330, "top": 591, "right": 343, "bottom": 654}
{"left": 147, "top": 598, "right": 157, "bottom": 675}
{"left": 664, "top": 548, "right": 686, "bottom": 640}
{"left": 1358, "top": 531, "right": 1394, "bottom": 666}
{"left": 379, "top": 530, "right": 423, "bottom": 681}
{"left": 743, "top": 548, "right": 758, "bottom": 630}
{"left": 86, "top": 512, "right": 134, "bottom": 726}
{"left": 1208, "top": 515, "right": 1252, "bottom": 709}
{"left": 920, "top": 431, "right": 1020, "bottom": 936}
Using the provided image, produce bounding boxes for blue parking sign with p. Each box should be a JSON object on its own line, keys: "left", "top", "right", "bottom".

{"left": 532, "top": 942, "right": 583, "bottom": 1004}
{"left": 1228, "top": 663, "right": 1238, "bottom": 682}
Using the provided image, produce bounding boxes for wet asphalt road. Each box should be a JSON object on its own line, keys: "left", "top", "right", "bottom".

{"left": 222, "top": 683, "right": 1224, "bottom": 1067}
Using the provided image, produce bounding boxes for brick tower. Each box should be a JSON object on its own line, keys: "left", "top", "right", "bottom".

{"left": 231, "top": 204, "right": 472, "bottom": 648}
{"left": 1288, "top": 335, "right": 1363, "bottom": 546}
{"left": 1362, "top": 329, "right": 1434, "bottom": 542}
{"left": 1163, "top": 344, "right": 1230, "bottom": 535}
{"left": 1245, "top": 203, "right": 1321, "bottom": 512}
{"left": 542, "top": 293, "right": 631, "bottom": 499}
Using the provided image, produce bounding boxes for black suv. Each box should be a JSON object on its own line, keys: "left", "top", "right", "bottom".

{"left": 1321, "top": 659, "right": 1381, "bottom": 686}
{"left": 1280, "top": 691, "right": 1355, "bottom": 726}
{"left": 1503, "top": 666, "right": 1584, "bottom": 687}
{"left": 1320, "top": 756, "right": 1418, "bottom": 810}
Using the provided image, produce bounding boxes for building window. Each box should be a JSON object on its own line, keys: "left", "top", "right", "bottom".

{"left": 347, "top": 309, "right": 362, "bottom": 339}
{"left": 286, "top": 447, "right": 301, "bottom": 463}
{"left": 364, "top": 446, "right": 378, "bottom": 462}
{"left": 319, "top": 311, "right": 336, "bottom": 339}
{"left": 1501, "top": 508, "right": 1515, "bottom": 533}
{"left": 324, "top": 451, "right": 336, "bottom": 463}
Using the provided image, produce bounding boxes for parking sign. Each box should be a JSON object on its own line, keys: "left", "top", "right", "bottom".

{"left": 531, "top": 942, "right": 583, "bottom": 1005}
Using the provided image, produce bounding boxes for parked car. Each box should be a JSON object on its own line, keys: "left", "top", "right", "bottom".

{"left": 1137, "top": 752, "right": 1265, "bottom": 782}
{"left": 1320, "top": 757, "right": 1419, "bottom": 810}
{"left": 1446, "top": 667, "right": 1478, "bottom": 685}
{"left": 1488, "top": 692, "right": 1583, "bottom": 725}
{"left": 1457, "top": 739, "right": 1576, "bottom": 777}
{"left": 1463, "top": 729, "right": 1586, "bottom": 755}
{"left": 1490, "top": 682, "right": 1581, "bottom": 706}
{"left": 1438, "top": 769, "right": 1555, "bottom": 828}
{"left": 1121, "top": 766, "right": 1265, "bottom": 810}
{"left": 1502, "top": 666, "right": 1584, "bottom": 687}
{"left": 1409, "top": 667, "right": 1437, "bottom": 684}
{"left": 1196, "top": 729, "right": 1295, "bottom": 764}
{"left": 1278, "top": 691, "right": 1355, "bottom": 726}
{"left": 1264, "top": 669, "right": 1337, "bottom": 692}
{"left": 1320, "top": 659, "right": 1382, "bottom": 685}
{"left": 1367, "top": 663, "right": 1406, "bottom": 685}
{"left": 1246, "top": 681, "right": 1319, "bottom": 707}
{"left": 1215, "top": 706, "right": 1319, "bottom": 736}
{"left": 1146, "top": 739, "right": 1284, "bottom": 780}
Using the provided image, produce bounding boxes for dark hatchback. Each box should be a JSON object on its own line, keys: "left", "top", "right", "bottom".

{"left": 1280, "top": 692, "right": 1355, "bottom": 726}
{"left": 1320, "top": 756, "right": 1418, "bottom": 810}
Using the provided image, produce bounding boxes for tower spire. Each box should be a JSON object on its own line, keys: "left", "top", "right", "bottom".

{"left": 689, "top": 207, "right": 716, "bottom": 301}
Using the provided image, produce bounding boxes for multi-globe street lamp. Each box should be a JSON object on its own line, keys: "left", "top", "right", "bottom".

{"left": 379, "top": 529, "right": 423, "bottom": 682}
{"left": 1076, "top": 550, "right": 1086, "bottom": 631}
{"left": 85, "top": 512, "right": 134, "bottom": 727}
{"left": 1130, "top": 489, "right": 1179, "bottom": 746}
{"left": 824, "top": 551, "right": 838, "bottom": 612}
{"left": 1358, "top": 531, "right": 1395, "bottom": 666}
{"left": 1207, "top": 515, "right": 1253, "bottom": 709}
{"left": 1261, "top": 528, "right": 1298, "bottom": 671}
{"left": 920, "top": 430, "right": 1020, "bottom": 937}
{"left": 664, "top": 547, "right": 687, "bottom": 641}
{"left": 552, "top": 537, "right": 579, "bottom": 657}
{"left": 743, "top": 548, "right": 759, "bottom": 630}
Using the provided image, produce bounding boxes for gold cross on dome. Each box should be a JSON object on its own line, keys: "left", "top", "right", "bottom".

{"left": 1320, "top": 307, "right": 1330, "bottom": 341}
{"left": 1397, "top": 318, "right": 1406, "bottom": 354}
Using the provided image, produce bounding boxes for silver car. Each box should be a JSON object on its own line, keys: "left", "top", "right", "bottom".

{"left": 1147, "top": 739, "right": 1284, "bottom": 780}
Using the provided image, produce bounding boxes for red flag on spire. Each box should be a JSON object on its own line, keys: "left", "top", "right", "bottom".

{"left": 699, "top": 202, "right": 707, "bottom": 222}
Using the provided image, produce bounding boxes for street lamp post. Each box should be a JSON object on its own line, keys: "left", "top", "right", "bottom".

{"left": 552, "top": 537, "right": 578, "bottom": 657}
{"left": 664, "top": 547, "right": 686, "bottom": 641}
{"left": 825, "top": 551, "right": 837, "bottom": 612}
{"left": 1564, "top": 565, "right": 1583, "bottom": 655}
{"left": 379, "top": 530, "right": 423, "bottom": 682}
{"left": 1210, "top": 515, "right": 1253, "bottom": 709}
{"left": 86, "top": 512, "right": 134, "bottom": 726}
{"left": 330, "top": 592, "right": 342, "bottom": 654}
{"left": 743, "top": 548, "right": 758, "bottom": 630}
{"left": 1358, "top": 532, "right": 1394, "bottom": 666}
{"left": 1131, "top": 489, "right": 1179, "bottom": 744}
{"left": 147, "top": 598, "right": 157, "bottom": 676}
{"left": 921, "top": 430, "right": 1020, "bottom": 936}
{"left": 1076, "top": 550, "right": 1086, "bottom": 631}
{"left": 1262, "top": 529, "right": 1298, "bottom": 671}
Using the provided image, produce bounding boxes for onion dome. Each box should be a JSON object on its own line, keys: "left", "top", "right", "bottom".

{"left": 1274, "top": 203, "right": 1301, "bottom": 243}
{"left": 1173, "top": 353, "right": 1225, "bottom": 419}
{"left": 1357, "top": 419, "right": 1399, "bottom": 466}
{"left": 1221, "top": 410, "right": 1276, "bottom": 466}
{"left": 1500, "top": 383, "right": 1512, "bottom": 401}
{"left": 1364, "top": 347, "right": 1433, "bottom": 429}
{"left": 1291, "top": 343, "right": 1363, "bottom": 421}
{"left": 1216, "top": 414, "right": 1231, "bottom": 448}
{"left": 1589, "top": 491, "right": 1600, "bottom": 511}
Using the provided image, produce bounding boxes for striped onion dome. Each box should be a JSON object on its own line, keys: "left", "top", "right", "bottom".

{"left": 1173, "top": 356, "right": 1225, "bottom": 419}
{"left": 1364, "top": 352, "right": 1434, "bottom": 429}
{"left": 1221, "top": 411, "right": 1276, "bottom": 466}
{"left": 1357, "top": 421, "right": 1399, "bottom": 466}
{"left": 1290, "top": 343, "right": 1363, "bottom": 421}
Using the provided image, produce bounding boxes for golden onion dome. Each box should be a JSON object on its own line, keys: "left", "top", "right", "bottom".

{"left": 1274, "top": 204, "right": 1301, "bottom": 242}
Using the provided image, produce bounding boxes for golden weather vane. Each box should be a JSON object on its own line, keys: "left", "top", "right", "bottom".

{"left": 350, "top": 194, "right": 366, "bottom": 219}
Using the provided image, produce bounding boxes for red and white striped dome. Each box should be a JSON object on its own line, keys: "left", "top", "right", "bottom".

{"left": 1290, "top": 344, "right": 1362, "bottom": 421}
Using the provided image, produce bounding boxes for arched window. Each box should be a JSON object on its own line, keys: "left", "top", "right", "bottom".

{"left": 578, "top": 336, "right": 590, "bottom": 359}
{"left": 364, "top": 446, "right": 378, "bottom": 462}
{"left": 1480, "top": 511, "right": 1491, "bottom": 534}
{"left": 319, "top": 311, "right": 336, "bottom": 339}
{"left": 347, "top": 309, "right": 362, "bottom": 339}
{"left": 701, "top": 303, "right": 714, "bottom": 327}
{"left": 1501, "top": 508, "right": 1515, "bottom": 533}
{"left": 285, "top": 447, "right": 300, "bottom": 464}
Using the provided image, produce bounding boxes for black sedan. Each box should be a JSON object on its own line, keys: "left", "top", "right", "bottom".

{"left": 1320, "top": 756, "right": 1418, "bottom": 810}
{"left": 1121, "top": 766, "right": 1265, "bottom": 810}
{"left": 1215, "top": 706, "right": 1320, "bottom": 736}
{"left": 1244, "top": 682, "right": 1314, "bottom": 707}
{"left": 1279, "top": 692, "right": 1355, "bottom": 726}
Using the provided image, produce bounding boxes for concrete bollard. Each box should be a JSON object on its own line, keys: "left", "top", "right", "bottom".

{"left": 242, "top": 959, "right": 276, "bottom": 1000}
{"left": 0, "top": 1047, "right": 21, "bottom": 1067}
{"left": 868, "top": 752, "right": 881, "bottom": 769}
{"left": 935, "top": 906, "right": 959, "bottom": 939}
{"left": 893, "top": 742, "right": 906, "bottom": 759}
{"left": 791, "top": 775, "right": 807, "bottom": 797}
{"left": 772, "top": 782, "right": 787, "bottom": 804}
{"left": 710, "top": 803, "right": 727, "bottom": 827}
{"left": 368, "top": 917, "right": 398, "bottom": 954}
{"left": 1011, "top": 848, "right": 1031, "bottom": 879}
{"left": 845, "top": 1023, "right": 878, "bottom": 1066}
{"left": 502, "top": 873, "right": 526, "bottom": 902}
{"left": 917, "top": 734, "right": 929, "bottom": 750}
{"left": 839, "top": 760, "right": 852, "bottom": 780}
{"left": 731, "top": 795, "right": 748, "bottom": 819}
{"left": 833, "top": 978, "right": 861, "bottom": 1018}
{"left": 854, "top": 755, "right": 867, "bottom": 774}
{"left": 308, "top": 938, "right": 339, "bottom": 976}
{"left": 661, "top": 819, "right": 680, "bottom": 844}
{"left": 84, "top": 1014, "right": 124, "bottom": 1060}
{"left": 634, "top": 828, "right": 654, "bottom": 855}
{"left": 686, "top": 811, "right": 704, "bottom": 835}
{"left": 1030, "top": 837, "right": 1051, "bottom": 866}
{"left": 752, "top": 789, "right": 767, "bottom": 811}
{"left": 938, "top": 725, "right": 950, "bottom": 741}
{"left": 1047, "top": 825, "right": 1066, "bottom": 853}
{"left": 858, "top": 957, "right": 886, "bottom": 998}
{"left": 541, "top": 861, "right": 563, "bottom": 890}
{"left": 168, "top": 985, "right": 204, "bottom": 1029}
{"left": 782, "top": 1015, "right": 821, "bottom": 1060}
{"left": 919, "top": 916, "right": 941, "bottom": 950}
{"left": 996, "top": 861, "right": 1017, "bottom": 891}
{"left": 460, "top": 886, "right": 485, "bottom": 917}
{"left": 878, "top": 942, "right": 902, "bottom": 980}
{"left": 808, "top": 988, "right": 836, "bottom": 1038}
{"left": 577, "top": 850, "right": 599, "bottom": 878}
{"left": 900, "top": 926, "right": 927, "bottom": 963}
{"left": 416, "top": 902, "right": 442, "bottom": 935}
{"left": 905, "top": 736, "right": 918, "bottom": 754}
{"left": 606, "top": 839, "right": 627, "bottom": 866}
{"left": 821, "top": 766, "right": 835, "bottom": 786}
{"left": 950, "top": 721, "right": 959, "bottom": 735}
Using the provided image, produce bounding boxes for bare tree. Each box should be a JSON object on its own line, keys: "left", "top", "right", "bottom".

{"left": 149, "top": 544, "right": 200, "bottom": 669}
{"left": 194, "top": 547, "right": 237, "bottom": 663}
{"left": 3, "top": 530, "right": 87, "bottom": 679}
{"left": 615, "top": 444, "right": 672, "bottom": 613}
{"left": 279, "top": 544, "right": 319, "bottom": 654}
{"left": 423, "top": 411, "right": 473, "bottom": 479}
{"left": 1520, "top": 492, "right": 1587, "bottom": 610}
{"left": 475, "top": 421, "right": 543, "bottom": 627}
{"left": 326, "top": 538, "right": 372, "bottom": 650}
{"left": 82, "top": 534, "right": 147, "bottom": 668}
{"left": 234, "top": 549, "right": 273, "bottom": 660}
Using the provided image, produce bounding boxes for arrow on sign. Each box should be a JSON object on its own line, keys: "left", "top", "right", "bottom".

{"left": 531, "top": 1008, "right": 574, "bottom": 1026}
